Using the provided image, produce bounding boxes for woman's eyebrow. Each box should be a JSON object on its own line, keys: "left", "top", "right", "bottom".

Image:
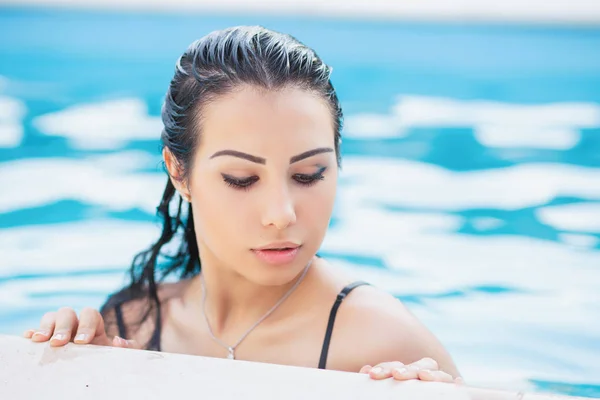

{"left": 210, "top": 147, "right": 333, "bottom": 165}
{"left": 210, "top": 150, "right": 265, "bottom": 164}
{"left": 289, "top": 147, "right": 333, "bottom": 164}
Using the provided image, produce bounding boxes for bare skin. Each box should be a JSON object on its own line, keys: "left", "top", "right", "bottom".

{"left": 24, "top": 85, "right": 462, "bottom": 384}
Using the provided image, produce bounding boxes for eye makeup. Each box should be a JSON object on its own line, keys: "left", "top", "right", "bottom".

{"left": 221, "top": 166, "right": 328, "bottom": 191}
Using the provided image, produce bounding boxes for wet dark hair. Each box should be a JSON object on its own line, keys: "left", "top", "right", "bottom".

{"left": 100, "top": 26, "right": 343, "bottom": 349}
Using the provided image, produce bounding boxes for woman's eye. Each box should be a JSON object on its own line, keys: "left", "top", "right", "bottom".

{"left": 222, "top": 174, "right": 259, "bottom": 191}
{"left": 222, "top": 167, "right": 327, "bottom": 191}
{"left": 293, "top": 167, "right": 327, "bottom": 187}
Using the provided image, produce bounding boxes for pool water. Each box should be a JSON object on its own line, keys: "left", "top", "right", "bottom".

{"left": 0, "top": 6, "right": 599, "bottom": 398}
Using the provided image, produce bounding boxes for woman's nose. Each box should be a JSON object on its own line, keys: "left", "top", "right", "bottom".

{"left": 261, "top": 185, "right": 297, "bottom": 230}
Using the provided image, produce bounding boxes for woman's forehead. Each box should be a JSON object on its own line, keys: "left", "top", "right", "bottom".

{"left": 198, "top": 86, "right": 335, "bottom": 152}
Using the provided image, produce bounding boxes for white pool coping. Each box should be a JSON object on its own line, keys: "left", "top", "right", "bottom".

{"left": 2, "top": 0, "right": 600, "bottom": 25}
{"left": 0, "top": 334, "right": 589, "bottom": 400}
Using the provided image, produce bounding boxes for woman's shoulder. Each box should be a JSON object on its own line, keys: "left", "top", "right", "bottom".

{"left": 101, "top": 280, "right": 189, "bottom": 342}
{"left": 332, "top": 283, "right": 418, "bottom": 345}
{"left": 324, "top": 281, "right": 459, "bottom": 375}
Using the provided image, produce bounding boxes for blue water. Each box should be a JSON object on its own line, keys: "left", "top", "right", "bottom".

{"left": 1, "top": 6, "right": 599, "bottom": 398}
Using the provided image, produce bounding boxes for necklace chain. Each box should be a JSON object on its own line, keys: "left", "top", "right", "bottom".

{"left": 200, "top": 260, "right": 311, "bottom": 360}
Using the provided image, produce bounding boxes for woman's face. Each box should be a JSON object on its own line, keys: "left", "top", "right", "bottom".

{"left": 183, "top": 85, "right": 338, "bottom": 285}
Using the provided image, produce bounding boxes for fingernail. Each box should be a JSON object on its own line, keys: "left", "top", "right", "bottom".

{"left": 394, "top": 367, "right": 408, "bottom": 374}
{"left": 51, "top": 333, "right": 66, "bottom": 341}
{"left": 370, "top": 367, "right": 383, "bottom": 375}
{"left": 114, "top": 336, "right": 127, "bottom": 346}
{"left": 74, "top": 333, "right": 88, "bottom": 342}
{"left": 419, "top": 369, "right": 432, "bottom": 378}
{"left": 33, "top": 330, "right": 50, "bottom": 338}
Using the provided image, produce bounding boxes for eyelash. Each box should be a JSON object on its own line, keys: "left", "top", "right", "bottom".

{"left": 222, "top": 167, "right": 327, "bottom": 191}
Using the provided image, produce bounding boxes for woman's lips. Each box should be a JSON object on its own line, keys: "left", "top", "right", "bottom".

{"left": 251, "top": 246, "right": 300, "bottom": 265}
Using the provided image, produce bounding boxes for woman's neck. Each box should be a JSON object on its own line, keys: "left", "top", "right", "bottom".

{"left": 182, "top": 253, "right": 314, "bottom": 338}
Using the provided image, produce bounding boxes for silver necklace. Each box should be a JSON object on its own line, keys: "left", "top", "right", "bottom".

{"left": 200, "top": 261, "right": 311, "bottom": 360}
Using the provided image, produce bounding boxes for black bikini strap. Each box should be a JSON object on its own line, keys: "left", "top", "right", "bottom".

{"left": 318, "top": 281, "right": 370, "bottom": 369}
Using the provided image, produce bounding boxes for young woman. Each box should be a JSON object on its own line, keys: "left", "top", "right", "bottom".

{"left": 24, "top": 26, "right": 461, "bottom": 384}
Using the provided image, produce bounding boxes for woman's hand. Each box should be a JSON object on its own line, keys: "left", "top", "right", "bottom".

{"left": 360, "top": 357, "right": 464, "bottom": 384}
{"left": 22, "top": 306, "right": 139, "bottom": 349}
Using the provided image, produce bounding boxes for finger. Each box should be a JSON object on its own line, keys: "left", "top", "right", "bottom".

{"left": 369, "top": 362, "right": 406, "bottom": 380}
{"left": 74, "top": 307, "right": 111, "bottom": 346}
{"left": 49, "top": 307, "right": 78, "bottom": 347}
{"left": 391, "top": 366, "right": 419, "bottom": 381}
{"left": 417, "top": 370, "right": 455, "bottom": 383}
{"left": 455, "top": 377, "right": 465, "bottom": 385}
{"left": 391, "top": 357, "right": 440, "bottom": 381}
{"left": 31, "top": 311, "right": 57, "bottom": 342}
{"left": 410, "top": 357, "right": 439, "bottom": 371}
{"left": 112, "top": 336, "right": 141, "bottom": 350}
{"left": 359, "top": 365, "right": 372, "bottom": 374}
{"left": 23, "top": 329, "right": 35, "bottom": 339}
